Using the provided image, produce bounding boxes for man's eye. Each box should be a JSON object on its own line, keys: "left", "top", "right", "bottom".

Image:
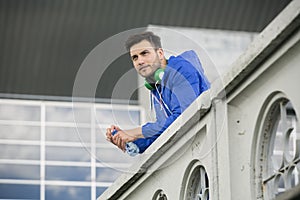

{"left": 132, "top": 56, "right": 138, "bottom": 61}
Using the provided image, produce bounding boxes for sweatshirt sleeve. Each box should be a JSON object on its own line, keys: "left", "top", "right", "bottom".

{"left": 142, "top": 61, "right": 202, "bottom": 138}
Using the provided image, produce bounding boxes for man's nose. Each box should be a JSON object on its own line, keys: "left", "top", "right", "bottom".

{"left": 137, "top": 57, "right": 145, "bottom": 65}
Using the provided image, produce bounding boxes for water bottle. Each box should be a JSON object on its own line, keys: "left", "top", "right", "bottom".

{"left": 111, "top": 129, "right": 140, "bottom": 157}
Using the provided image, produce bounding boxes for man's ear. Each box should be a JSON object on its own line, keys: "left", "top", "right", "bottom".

{"left": 157, "top": 48, "right": 164, "bottom": 60}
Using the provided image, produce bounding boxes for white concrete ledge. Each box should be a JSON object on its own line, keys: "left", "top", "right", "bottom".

{"left": 98, "top": 90, "right": 211, "bottom": 200}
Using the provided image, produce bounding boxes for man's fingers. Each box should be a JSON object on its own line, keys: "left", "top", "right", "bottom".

{"left": 116, "top": 137, "right": 123, "bottom": 150}
{"left": 112, "top": 134, "right": 118, "bottom": 144}
{"left": 121, "top": 140, "right": 126, "bottom": 152}
{"left": 110, "top": 125, "right": 115, "bottom": 131}
{"left": 106, "top": 128, "right": 112, "bottom": 142}
{"left": 116, "top": 136, "right": 125, "bottom": 152}
{"left": 112, "top": 134, "right": 124, "bottom": 152}
{"left": 110, "top": 125, "right": 120, "bottom": 131}
{"left": 105, "top": 126, "right": 125, "bottom": 153}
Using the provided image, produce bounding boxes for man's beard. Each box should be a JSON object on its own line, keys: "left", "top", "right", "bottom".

{"left": 144, "top": 55, "right": 161, "bottom": 84}
{"left": 145, "top": 63, "right": 161, "bottom": 84}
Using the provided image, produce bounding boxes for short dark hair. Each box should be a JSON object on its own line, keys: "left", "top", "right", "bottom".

{"left": 125, "top": 31, "right": 162, "bottom": 51}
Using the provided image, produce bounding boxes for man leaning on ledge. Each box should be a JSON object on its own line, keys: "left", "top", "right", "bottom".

{"left": 105, "top": 31, "right": 210, "bottom": 155}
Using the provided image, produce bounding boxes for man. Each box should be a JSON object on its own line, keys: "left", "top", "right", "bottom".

{"left": 106, "top": 31, "right": 210, "bottom": 154}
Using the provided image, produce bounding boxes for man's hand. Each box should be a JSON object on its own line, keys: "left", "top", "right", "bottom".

{"left": 105, "top": 125, "right": 143, "bottom": 152}
{"left": 113, "top": 130, "right": 136, "bottom": 143}
{"left": 106, "top": 125, "right": 125, "bottom": 152}
{"left": 106, "top": 125, "right": 119, "bottom": 143}
{"left": 113, "top": 130, "right": 139, "bottom": 152}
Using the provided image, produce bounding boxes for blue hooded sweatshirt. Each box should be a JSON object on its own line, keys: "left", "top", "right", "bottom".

{"left": 134, "top": 50, "right": 210, "bottom": 153}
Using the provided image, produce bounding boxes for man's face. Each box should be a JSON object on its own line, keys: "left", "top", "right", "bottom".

{"left": 129, "top": 40, "right": 164, "bottom": 78}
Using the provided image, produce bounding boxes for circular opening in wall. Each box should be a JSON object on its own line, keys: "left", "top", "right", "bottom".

{"left": 182, "top": 161, "right": 209, "bottom": 200}
{"left": 253, "top": 94, "right": 300, "bottom": 199}
{"left": 152, "top": 189, "right": 168, "bottom": 200}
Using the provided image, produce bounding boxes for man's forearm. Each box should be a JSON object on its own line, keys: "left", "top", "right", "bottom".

{"left": 125, "top": 127, "right": 144, "bottom": 139}
{"left": 112, "top": 126, "right": 144, "bottom": 147}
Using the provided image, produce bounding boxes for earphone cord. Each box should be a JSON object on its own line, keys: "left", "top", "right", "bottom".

{"left": 154, "top": 81, "right": 173, "bottom": 115}
{"left": 152, "top": 92, "right": 168, "bottom": 118}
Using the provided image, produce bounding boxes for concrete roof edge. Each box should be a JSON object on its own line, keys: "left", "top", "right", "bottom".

{"left": 213, "top": 0, "right": 300, "bottom": 99}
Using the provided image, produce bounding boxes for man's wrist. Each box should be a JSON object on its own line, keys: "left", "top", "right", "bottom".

{"left": 134, "top": 127, "right": 144, "bottom": 139}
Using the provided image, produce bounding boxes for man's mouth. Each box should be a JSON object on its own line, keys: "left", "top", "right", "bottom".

{"left": 139, "top": 65, "right": 149, "bottom": 72}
